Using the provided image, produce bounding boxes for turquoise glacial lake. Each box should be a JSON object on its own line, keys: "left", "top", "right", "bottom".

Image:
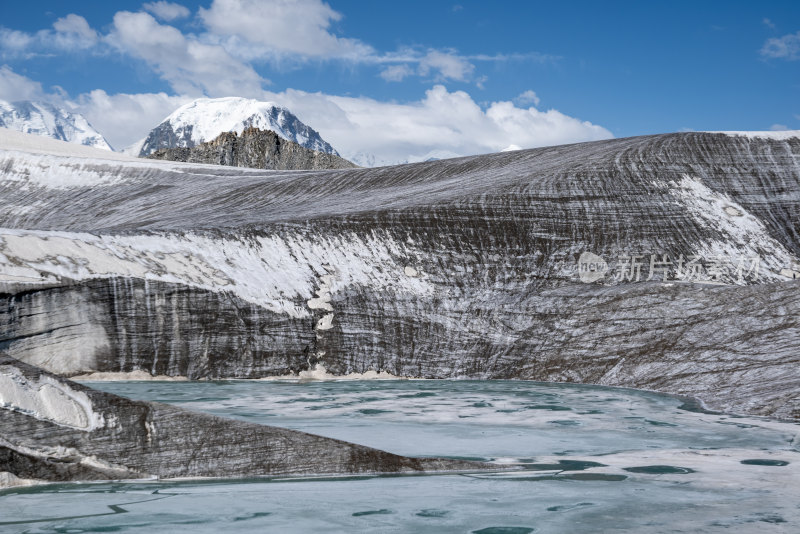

{"left": 1, "top": 379, "right": 797, "bottom": 533}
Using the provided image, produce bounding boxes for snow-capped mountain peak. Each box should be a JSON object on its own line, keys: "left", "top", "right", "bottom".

{"left": 0, "top": 99, "right": 112, "bottom": 151}
{"left": 346, "top": 151, "right": 406, "bottom": 168}
{"left": 137, "top": 97, "right": 339, "bottom": 157}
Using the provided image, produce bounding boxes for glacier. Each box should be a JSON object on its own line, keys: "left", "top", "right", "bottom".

{"left": 0, "top": 356, "right": 487, "bottom": 484}
{"left": 0, "top": 128, "right": 798, "bottom": 421}
{"left": 1, "top": 127, "right": 800, "bottom": 489}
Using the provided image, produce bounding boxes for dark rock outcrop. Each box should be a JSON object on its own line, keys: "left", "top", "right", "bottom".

{"left": 0, "top": 355, "right": 488, "bottom": 483}
{"left": 146, "top": 127, "right": 357, "bottom": 170}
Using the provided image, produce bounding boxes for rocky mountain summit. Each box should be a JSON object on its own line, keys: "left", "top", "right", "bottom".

{"left": 0, "top": 128, "right": 799, "bottom": 443}
{"left": 0, "top": 99, "right": 112, "bottom": 150}
{"left": 146, "top": 126, "right": 357, "bottom": 170}
{"left": 134, "top": 97, "right": 339, "bottom": 157}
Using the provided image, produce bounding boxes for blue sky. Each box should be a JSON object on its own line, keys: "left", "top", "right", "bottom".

{"left": 0, "top": 1, "right": 798, "bottom": 162}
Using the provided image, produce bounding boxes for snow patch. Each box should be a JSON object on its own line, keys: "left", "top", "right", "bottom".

{"left": 73, "top": 370, "right": 189, "bottom": 381}
{"left": 316, "top": 313, "right": 334, "bottom": 331}
{"left": 709, "top": 130, "right": 800, "bottom": 141}
{"left": 307, "top": 274, "right": 334, "bottom": 312}
{"left": 668, "top": 174, "right": 799, "bottom": 282}
{"left": 261, "top": 363, "right": 406, "bottom": 381}
{"left": 0, "top": 228, "right": 434, "bottom": 318}
{"left": 501, "top": 144, "right": 522, "bottom": 152}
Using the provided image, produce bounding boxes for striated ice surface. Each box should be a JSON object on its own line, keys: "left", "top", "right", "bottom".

{"left": 1, "top": 130, "right": 799, "bottom": 419}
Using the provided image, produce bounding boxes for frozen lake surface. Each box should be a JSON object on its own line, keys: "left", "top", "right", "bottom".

{"left": 1, "top": 379, "right": 798, "bottom": 533}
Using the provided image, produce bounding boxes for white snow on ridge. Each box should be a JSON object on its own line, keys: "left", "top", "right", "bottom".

{"left": 709, "top": 130, "right": 800, "bottom": 141}
{"left": 138, "top": 97, "right": 339, "bottom": 156}
{"left": 0, "top": 228, "right": 433, "bottom": 319}
{"left": 168, "top": 97, "right": 289, "bottom": 145}
{"left": 0, "top": 129, "right": 270, "bottom": 190}
{"left": 0, "top": 100, "right": 112, "bottom": 151}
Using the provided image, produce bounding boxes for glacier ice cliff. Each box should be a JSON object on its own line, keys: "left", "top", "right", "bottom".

{"left": 0, "top": 129, "right": 799, "bottom": 421}
{"left": 0, "top": 355, "right": 484, "bottom": 484}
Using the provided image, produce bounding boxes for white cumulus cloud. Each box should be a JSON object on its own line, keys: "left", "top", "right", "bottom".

{"left": 0, "top": 65, "right": 612, "bottom": 166}
{"left": 142, "top": 1, "right": 192, "bottom": 21}
{"left": 265, "top": 84, "right": 612, "bottom": 165}
{"left": 417, "top": 50, "right": 475, "bottom": 82}
{"left": 1, "top": 2, "right": 555, "bottom": 92}
{"left": 195, "top": 0, "right": 534, "bottom": 86}
{"left": 199, "top": 0, "right": 373, "bottom": 60}
{"left": 0, "top": 64, "right": 47, "bottom": 101}
{"left": 71, "top": 89, "right": 192, "bottom": 150}
{"left": 0, "top": 29, "right": 34, "bottom": 55}
{"left": 380, "top": 64, "right": 414, "bottom": 82}
{"left": 106, "top": 11, "right": 267, "bottom": 96}
{"left": 52, "top": 14, "right": 98, "bottom": 49}
{"left": 761, "top": 31, "right": 800, "bottom": 60}
{"left": 0, "top": 14, "right": 98, "bottom": 58}
{"left": 514, "top": 90, "right": 540, "bottom": 107}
